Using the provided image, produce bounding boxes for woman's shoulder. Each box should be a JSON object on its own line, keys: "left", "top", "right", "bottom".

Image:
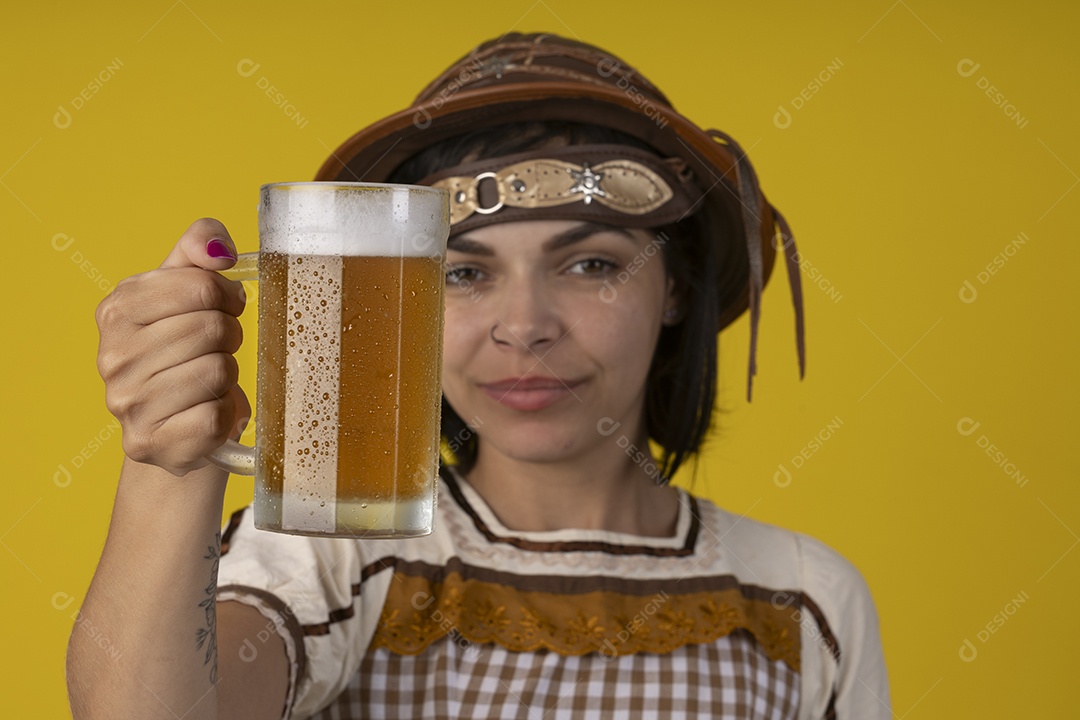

{"left": 688, "top": 492, "right": 873, "bottom": 598}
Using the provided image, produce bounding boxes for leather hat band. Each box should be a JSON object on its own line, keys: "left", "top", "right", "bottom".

{"left": 418, "top": 144, "right": 699, "bottom": 234}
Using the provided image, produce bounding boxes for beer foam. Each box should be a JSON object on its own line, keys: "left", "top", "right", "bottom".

{"left": 259, "top": 183, "right": 449, "bottom": 257}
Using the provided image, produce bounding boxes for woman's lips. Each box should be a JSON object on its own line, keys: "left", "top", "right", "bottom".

{"left": 480, "top": 377, "right": 582, "bottom": 411}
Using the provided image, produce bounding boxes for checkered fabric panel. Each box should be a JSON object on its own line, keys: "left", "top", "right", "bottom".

{"left": 309, "top": 629, "right": 798, "bottom": 719}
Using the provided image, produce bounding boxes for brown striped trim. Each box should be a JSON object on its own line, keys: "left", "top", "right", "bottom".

{"left": 801, "top": 592, "right": 841, "bottom": 663}
{"left": 220, "top": 506, "right": 247, "bottom": 556}
{"left": 439, "top": 465, "right": 699, "bottom": 556}
{"left": 392, "top": 556, "right": 794, "bottom": 602}
{"left": 217, "top": 582, "right": 308, "bottom": 714}
{"left": 824, "top": 686, "right": 838, "bottom": 719}
{"left": 300, "top": 556, "right": 397, "bottom": 636}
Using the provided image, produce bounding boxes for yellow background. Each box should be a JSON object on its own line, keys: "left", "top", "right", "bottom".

{"left": 4, "top": 1, "right": 1077, "bottom": 717}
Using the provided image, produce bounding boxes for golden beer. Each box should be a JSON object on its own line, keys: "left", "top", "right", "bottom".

{"left": 251, "top": 184, "right": 448, "bottom": 537}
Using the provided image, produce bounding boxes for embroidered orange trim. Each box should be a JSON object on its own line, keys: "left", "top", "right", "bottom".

{"left": 369, "top": 571, "right": 802, "bottom": 672}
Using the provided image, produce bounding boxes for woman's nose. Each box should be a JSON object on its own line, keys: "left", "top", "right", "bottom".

{"left": 489, "top": 276, "right": 564, "bottom": 354}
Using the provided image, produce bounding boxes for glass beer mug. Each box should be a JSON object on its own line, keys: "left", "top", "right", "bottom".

{"left": 208, "top": 182, "right": 450, "bottom": 538}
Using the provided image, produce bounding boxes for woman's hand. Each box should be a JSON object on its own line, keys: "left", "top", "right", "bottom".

{"left": 96, "top": 218, "right": 251, "bottom": 476}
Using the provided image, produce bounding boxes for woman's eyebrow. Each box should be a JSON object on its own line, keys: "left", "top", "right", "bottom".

{"left": 543, "top": 222, "right": 635, "bottom": 251}
{"left": 448, "top": 222, "right": 636, "bottom": 256}
{"left": 447, "top": 236, "right": 495, "bottom": 256}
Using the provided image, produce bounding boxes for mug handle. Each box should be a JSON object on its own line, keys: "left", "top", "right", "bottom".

{"left": 206, "top": 252, "right": 260, "bottom": 475}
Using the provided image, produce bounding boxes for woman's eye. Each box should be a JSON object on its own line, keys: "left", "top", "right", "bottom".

{"left": 446, "top": 265, "right": 483, "bottom": 285}
{"left": 568, "top": 258, "right": 618, "bottom": 275}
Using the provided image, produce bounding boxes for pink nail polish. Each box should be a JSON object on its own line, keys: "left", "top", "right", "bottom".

{"left": 207, "top": 238, "right": 236, "bottom": 260}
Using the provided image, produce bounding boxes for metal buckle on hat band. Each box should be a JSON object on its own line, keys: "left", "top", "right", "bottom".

{"left": 472, "top": 172, "right": 504, "bottom": 215}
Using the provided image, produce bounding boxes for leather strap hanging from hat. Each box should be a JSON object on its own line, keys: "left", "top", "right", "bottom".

{"left": 707, "top": 129, "right": 806, "bottom": 399}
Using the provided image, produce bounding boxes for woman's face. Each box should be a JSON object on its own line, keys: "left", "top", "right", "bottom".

{"left": 442, "top": 219, "right": 677, "bottom": 465}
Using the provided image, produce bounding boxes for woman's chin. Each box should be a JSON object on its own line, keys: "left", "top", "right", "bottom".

{"left": 477, "top": 428, "right": 589, "bottom": 466}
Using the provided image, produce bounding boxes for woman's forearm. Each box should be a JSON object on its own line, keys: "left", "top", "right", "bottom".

{"left": 67, "top": 458, "right": 228, "bottom": 720}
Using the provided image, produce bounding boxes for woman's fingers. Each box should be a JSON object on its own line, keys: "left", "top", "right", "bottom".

{"left": 138, "top": 310, "right": 244, "bottom": 372}
{"left": 118, "top": 354, "right": 243, "bottom": 473}
{"left": 97, "top": 219, "right": 252, "bottom": 475}
{"left": 101, "top": 267, "right": 246, "bottom": 328}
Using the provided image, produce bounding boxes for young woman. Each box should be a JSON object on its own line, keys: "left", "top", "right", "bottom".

{"left": 69, "top": 34, "right": 889, "bottom": 719}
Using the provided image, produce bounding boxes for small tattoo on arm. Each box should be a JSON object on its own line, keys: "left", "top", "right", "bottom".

{"left": 195, "top": 530, "right": 220, "bottom": 684}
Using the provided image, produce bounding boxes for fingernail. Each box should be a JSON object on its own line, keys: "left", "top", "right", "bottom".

{"left": 207, "top": 238, "right": 237, "bottom": 260}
